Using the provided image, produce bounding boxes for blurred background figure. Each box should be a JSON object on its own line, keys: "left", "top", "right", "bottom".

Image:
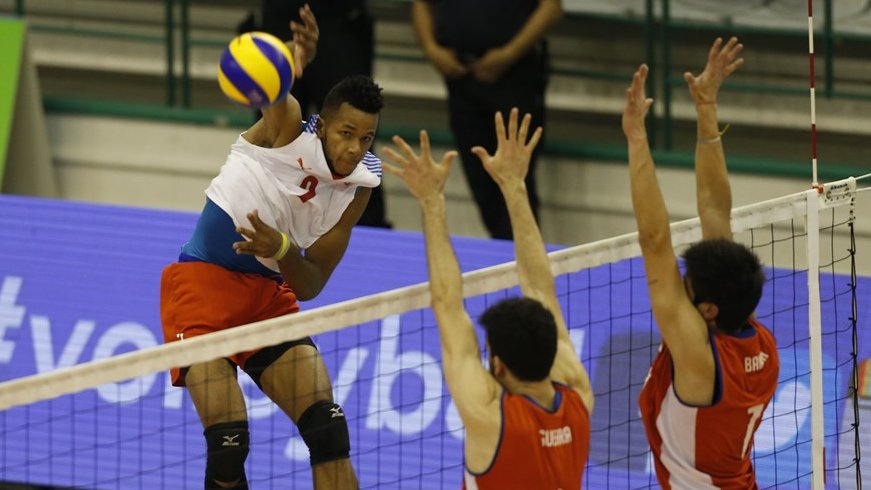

{"left": 411, "top": 0, "right": 563, "bottom": 239}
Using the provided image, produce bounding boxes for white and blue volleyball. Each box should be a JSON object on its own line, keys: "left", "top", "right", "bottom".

{"left": 218, "top": 31, "right": 295, "bottom": 108}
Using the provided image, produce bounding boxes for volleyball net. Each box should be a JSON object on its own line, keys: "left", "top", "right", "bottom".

{"left": 0, "top": 180, "right": 864, "bottom": 489}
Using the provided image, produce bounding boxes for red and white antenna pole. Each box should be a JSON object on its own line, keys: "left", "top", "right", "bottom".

{"left": 807, "top": 5, "right": 826, "bottom": 488}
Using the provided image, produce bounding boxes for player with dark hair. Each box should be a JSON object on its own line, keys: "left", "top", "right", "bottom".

{"left": 682, "top": 238, "right": 766, "bottom": 332}
{"left": 259, "top": 0, "right": 390, "bottom": 228}
{"left": 160, "top": 7, "right": 380, "bottom": 489}
{"left": 480, "top": 297, "right": 560, "bottom": 381}
{"left": 382, "top": 108, "right": 593, "bottom": 489}
{"left": 623, "top": 38, "right": 779, "bottom": 488}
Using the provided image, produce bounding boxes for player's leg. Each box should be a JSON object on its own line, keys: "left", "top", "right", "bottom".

{"left": 186, "top": 359, "right": 250, "bottom": 490}
{"left": 160, "top": 263, "right": 272, "bottom": 490}
{"left": 250, "top": 341, "right": 358, "bottom": 490}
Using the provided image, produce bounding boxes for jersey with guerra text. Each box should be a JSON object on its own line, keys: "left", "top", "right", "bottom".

{"left": 463, "top": 382, "right": 590, "bottom": 490}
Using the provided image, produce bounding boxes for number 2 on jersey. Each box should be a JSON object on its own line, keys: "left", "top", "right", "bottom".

{"left": 741, "top": 403, "right": 765, "bottom": 456}
{"left": 299, "top": 176, "right": 318, "bottom": 202}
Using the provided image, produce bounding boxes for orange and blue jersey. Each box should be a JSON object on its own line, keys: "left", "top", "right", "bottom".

{"left": 639, "top": 318, "right": 779, "bottom": 489}
{"left": 463, "top": 382, "right": 590, "bottom": 490}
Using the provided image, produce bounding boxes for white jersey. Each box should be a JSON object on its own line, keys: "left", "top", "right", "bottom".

{"left": 206, "top": 116, "right": 381, "bottom": 272}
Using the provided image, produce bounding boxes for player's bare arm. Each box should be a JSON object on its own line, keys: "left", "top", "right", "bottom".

{"left": 232, "top": 188, "right": 371, "bottom": 300}
{"left": 473, "top": 108, "right": 593, "bottom": 412}
{"left": 252, "top": 3, "right": 319, "bottom": 149}
{"left": 686, "top": 37, "right": 744, "bottom": 241}
{"left": 381, "top": 131, "right": 502, "bottom": 422}
{"left": 623, "top": 64, "right": 715, "bottom": 406}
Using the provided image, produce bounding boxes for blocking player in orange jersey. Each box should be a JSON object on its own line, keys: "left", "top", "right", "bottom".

{"left": 382, "top": 108, "right": 593, "bottom": 489}
{"left": 623, "top": 38, "right": 780, "bottom": 489}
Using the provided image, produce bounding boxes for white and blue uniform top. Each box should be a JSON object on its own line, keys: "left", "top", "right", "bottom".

{"left": 181, "top": 115, "right": 381, "bottom": 276}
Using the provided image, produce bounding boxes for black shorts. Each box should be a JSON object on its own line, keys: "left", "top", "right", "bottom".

{"left": 177, "top": 337, "right": 317, "bottom": 389}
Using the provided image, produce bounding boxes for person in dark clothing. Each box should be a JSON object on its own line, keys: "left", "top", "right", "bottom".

{"left": 259, "top": 0, "right": 391, "bottom": 229}
{"left": 411, "top": 0, "right": 563, "bottom": 239}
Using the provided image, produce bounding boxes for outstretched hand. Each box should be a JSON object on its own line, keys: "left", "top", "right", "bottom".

{"left": 289, "top": 4, "right": 319, "bottom": 78}
{"left": 233, "top": 210, "right": 284, "bottom": 259}
{"left": 381, "top": 131, "right": 458, "bottom": 204}
{"left": 622, "top": 64, "right": 654, "bottom": 141}
{"left": 684, "top": 37, "right": 743, "bottom": 105}
{"left": 472, "top": 108, "right": 542, "bottom": 187}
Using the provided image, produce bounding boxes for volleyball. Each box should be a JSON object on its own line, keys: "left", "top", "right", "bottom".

{"left": 218, "top": 31, "right": 295, "bottom": 108}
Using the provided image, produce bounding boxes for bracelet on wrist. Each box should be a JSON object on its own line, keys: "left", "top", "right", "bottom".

{"left": 272, "top": 232, "right": 291, "bottom": 261}
{"left": 697, "top": 135, "right": 721, "bottom": 144}
{"left": 697, "top": 123, "right": 731, "bottom": 145}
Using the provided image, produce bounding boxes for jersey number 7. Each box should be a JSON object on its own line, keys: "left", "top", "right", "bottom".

{"left": 741, "top": 403, "right": 765, "bottom": 457}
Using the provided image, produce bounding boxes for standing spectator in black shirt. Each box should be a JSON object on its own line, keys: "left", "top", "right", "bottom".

{"left": 412, "top": 0, "right": 563, "bottom": 239}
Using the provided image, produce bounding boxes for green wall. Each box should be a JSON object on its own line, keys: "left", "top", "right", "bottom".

{"left": 0, "top": 18, "right": 25, "bottom": 184}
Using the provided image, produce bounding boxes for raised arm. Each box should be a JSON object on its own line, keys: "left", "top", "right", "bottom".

{"left": 381, "top": 132, "right": 501, "bottom": 420}
{"left": 470, "top": 0, "right": 563, "bottom": 83}
{"left": 256, "top": 4, "right": 320, "bottom": 147}
{"left": 623, "top": 65, "right": 715, "bottom": 406}
{"left": 472, "top": 108, "right": 592, "bottom": 412}
{"left": 685, "top": 37, "right": 744, "bottom": 241}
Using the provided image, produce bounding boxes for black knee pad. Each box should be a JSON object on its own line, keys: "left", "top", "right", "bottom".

{"left": 297, "top": 400, "right": 351, "bottom": 466}
{"left": 204, "top": 421, "right": 250, "bottom": 488}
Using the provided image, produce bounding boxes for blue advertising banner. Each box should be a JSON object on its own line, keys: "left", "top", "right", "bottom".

{"left": 0, "top": 195, "right": 867, "bottom": 489}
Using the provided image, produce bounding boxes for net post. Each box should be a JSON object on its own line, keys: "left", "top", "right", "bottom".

{"left": 805, "top": 188, "right": 826, "bottom": 489}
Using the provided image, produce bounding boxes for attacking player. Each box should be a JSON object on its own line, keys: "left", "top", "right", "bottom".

{"left": 160, "top": 5, "right": 381, "bottom": 489}
{"left": 623, "top": 38, "right": 779, "bottom": 488}
{"left": 382, "top": 108, "right": 593, "bottom": 489}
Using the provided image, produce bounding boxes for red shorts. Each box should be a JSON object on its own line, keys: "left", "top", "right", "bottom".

{"left": 160, "top": 261, "right": 300, "bottom": 386}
